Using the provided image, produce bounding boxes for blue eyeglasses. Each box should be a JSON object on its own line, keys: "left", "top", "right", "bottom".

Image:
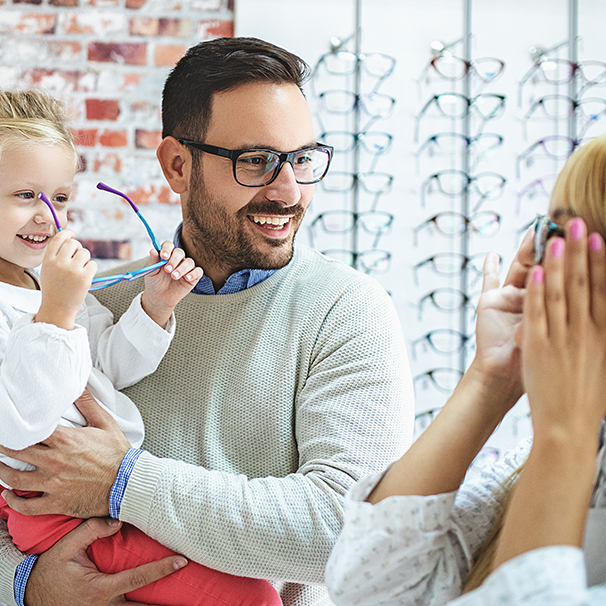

{"left": 39, "top": 182, "right": 167, "bottom": 290}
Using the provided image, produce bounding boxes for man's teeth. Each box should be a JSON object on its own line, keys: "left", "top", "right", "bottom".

{"left": 252, "top": 216, "right": 289, "bottom": 226}
{"left": 21, "top": 235, "right": 48, "bottom": 242}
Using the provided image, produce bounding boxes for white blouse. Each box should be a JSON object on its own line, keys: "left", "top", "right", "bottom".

{"left": 326, "top": 432, "right": 606, "bottom": 605}
{"left": 0, "top": 275, "right": 174, "bottom": 482}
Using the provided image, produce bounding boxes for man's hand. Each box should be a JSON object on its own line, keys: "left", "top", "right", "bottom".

{"left": 0, "top": 390, "right": 129, "bottom": 518}
{"left": 24, "top": 517, "right": 188, "bottom": 606}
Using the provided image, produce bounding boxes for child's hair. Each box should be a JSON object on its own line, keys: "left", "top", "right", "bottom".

{"left": 0, "top": 90, "right": 79, "bottom": 169}
{"left": 463, "top": 133, "right": 606, "bottom": 592}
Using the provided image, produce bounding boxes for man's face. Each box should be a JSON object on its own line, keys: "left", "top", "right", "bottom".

{"left": 181, "top": 82, "right": 317, "bottom": 276}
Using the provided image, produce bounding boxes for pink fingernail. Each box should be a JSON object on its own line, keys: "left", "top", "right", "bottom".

{"left": 570, "top": 218, "right": 585, "bottom": 240}
{"left": 590, "top": 233, "right": 603, "bottom": 251}
{"left": 532, "top": 266, "right": 544, "bottom": 283}
{"left": 551, "top": 238, "right": 564, "bottom": 258}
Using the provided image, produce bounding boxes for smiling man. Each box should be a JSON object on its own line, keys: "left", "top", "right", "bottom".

{"left": 0, "top": 37, "right": 414, "bottom": 606}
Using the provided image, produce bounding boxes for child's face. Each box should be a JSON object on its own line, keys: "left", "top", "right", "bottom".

{"left": 0, "top": 141, "right": 74, "bottom": 278}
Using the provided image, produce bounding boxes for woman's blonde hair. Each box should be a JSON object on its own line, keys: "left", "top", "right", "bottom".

{"left": 463, "top": 133, "right": 606, "bottom": 592}
{"left": 0, "top": 90, "right": 79, "bottom": 169}
{"left": 550, "top": 133, "right": 606, "bottom": 241}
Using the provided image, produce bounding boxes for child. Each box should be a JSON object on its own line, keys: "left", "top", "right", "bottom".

{"left": 0, "top": 90, "right": 281, "bottom": 606}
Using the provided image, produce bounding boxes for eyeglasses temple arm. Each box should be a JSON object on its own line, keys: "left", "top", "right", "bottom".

{"left": 97, "top": 182, "right": 162, "bottom": 251}
{"left": 38, "top": 192, "right": 62, "bottom": 232}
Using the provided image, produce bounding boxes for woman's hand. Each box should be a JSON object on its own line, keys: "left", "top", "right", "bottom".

{"left": 520, "top": 218, "right": 606, "bottom": 439}
{"left": 466, "top": 229, "right": 533, "bottom": 410}
{"left": 493, "top": 220, "right": 606, "bottom": 569}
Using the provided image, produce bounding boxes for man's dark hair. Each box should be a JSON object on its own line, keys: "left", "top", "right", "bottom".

{"left": 162, "top": 37, "right": 311, "bottom": 141}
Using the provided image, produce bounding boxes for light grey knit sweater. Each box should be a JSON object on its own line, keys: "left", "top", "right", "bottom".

{"left": 0, "top": 244, "right": 414, "bottom": 606}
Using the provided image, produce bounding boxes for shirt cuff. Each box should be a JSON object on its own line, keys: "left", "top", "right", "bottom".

{"left": 14, "top": 555, "right": 37, "bottom": 606}
{"left": 109, "top": 448, "right": 143, "bottom": 519}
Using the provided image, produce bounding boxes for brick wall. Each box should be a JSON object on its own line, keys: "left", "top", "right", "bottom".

{"left": 0, "top": 0, "right": 234, "bottom": 266}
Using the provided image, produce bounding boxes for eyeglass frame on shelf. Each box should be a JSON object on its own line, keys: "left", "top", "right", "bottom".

{"left": 308, "top": 209, "right": 394, "bottom": 249}
{"left": 414, "top": 92, "right": 506, "bottom": 141}
{"left": 420, "top": 169, "right": 507, "bottom": 209}
{"left": 413, "top": 210, "right": 501, "bottom": 246}
{"left": 411, "top": 328, "right": 474, "bottom": 359}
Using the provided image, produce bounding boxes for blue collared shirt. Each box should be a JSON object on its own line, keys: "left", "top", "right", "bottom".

{"left": 174, "top": 223, "right": 275, "bottom": 295}
{"left": 14, "top": 223, "right": 276, "bottom": 601}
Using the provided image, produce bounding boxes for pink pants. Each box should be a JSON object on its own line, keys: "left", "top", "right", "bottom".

{"left": 0, "top": 491, "right": 282, "bottom": 606}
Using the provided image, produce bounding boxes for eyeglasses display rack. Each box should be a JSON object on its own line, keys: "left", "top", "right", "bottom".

{"left": 306, "top": 0, "right": 396, "bottom": 279}
{"left": 411, "top": 0, "right": 506, "bottom": 420}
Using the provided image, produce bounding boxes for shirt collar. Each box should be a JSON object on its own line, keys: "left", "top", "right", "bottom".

{"left": 173, "top": 222, "right": 275, "bottom": 295}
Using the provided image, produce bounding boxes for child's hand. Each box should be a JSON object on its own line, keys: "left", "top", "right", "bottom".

{"left": 140, "top": 242, "right": 203, "bottom": 328}
{"left": 36, "top": 230, "right": 97, "bottom": 330}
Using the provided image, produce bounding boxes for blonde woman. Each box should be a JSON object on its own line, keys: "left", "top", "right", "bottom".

{"left": 326, "top": 135, "right": 606, "bottom": 605}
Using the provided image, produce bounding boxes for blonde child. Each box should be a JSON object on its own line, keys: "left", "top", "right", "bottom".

{"left": 0, "top": 90, "right": 281, "bottom": 606}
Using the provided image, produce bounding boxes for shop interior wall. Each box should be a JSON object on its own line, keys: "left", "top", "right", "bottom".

{"left": 236, "top": 0, "right": 606, "bottom": 459}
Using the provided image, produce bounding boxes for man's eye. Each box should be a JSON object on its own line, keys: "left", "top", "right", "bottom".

{"left": 295, "top": 154, "right": 313, "bottom": 165}
{"left": 240, "top": 154, "right": 271, "bottom": 166}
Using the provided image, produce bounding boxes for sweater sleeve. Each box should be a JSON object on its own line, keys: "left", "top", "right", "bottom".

{"left": 86, "top": 292, "right": 174, "bottom": 390}
{"left": 119, "top": 278, "right": 414, "bottom": 584}
{"left": 325, "top": 440, "right": 532, "bottom": 606}
{"left": 0, "top": 312, "right": 91, "bottom": 450}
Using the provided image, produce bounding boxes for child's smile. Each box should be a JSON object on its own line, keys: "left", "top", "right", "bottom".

{"left": 0, "top": 141, "right": 74, "bottom": 287}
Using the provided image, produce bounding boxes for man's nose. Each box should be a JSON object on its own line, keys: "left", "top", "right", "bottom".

{"left": 264, "top": 161, "right": 304, "bottom": 207}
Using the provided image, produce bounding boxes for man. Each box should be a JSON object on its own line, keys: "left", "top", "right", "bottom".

{"left": 0, "top": 37, "right": 413, "bottom": 606}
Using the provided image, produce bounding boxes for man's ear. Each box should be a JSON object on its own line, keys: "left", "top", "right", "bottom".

{"left": 157, "top": 136, "right": 190, "bottom": 194}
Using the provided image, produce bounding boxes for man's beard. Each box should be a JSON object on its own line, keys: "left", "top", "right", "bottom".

{"left": 184, "top": 168, "right": 306, "bottom": 274}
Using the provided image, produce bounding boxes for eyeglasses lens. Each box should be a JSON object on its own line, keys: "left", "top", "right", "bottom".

{"left": 235, "top": 148, "right": 329, "bottom": 186}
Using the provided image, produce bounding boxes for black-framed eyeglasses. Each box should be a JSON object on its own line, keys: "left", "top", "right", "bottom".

{"left": 413, "top": 367, "right": 464, "bottom": 393}
{"left": 413, "top": 252, "right": 496, "bottom": 285}
{"left": 321, "top": 248, "right": 391, "bottom": 274}
{"left": 319, "top": 131, "right": 393, "bottom": 155}
{"left": 321, "top": 171, "right": 394, "bottom": 195}
{"left": 178, "top": 140, "right": 333, "bottom": 187}
{"left": 533, "top": 214, "right": 566, "bottom": 264}
{"left": 523, "top": 94, "right": 606, "bottom": 121}
{"left": 420, "top": 169, "right": 506, "bottom": 209}
{"left": 413, "top": 210, "right": 501, "bottom": 245}
{"left": 39, "top": 182, "right": 168, "bottom": 291}
{"left": 416, "top": 131, "right": 503, "bottom": 162}
{"left": 411, "top": 329, "right": 474, "bottom": 359}
{"left": 418, "top": 287, "right": 480, "bottom": 319}
{"left": 317, "top": 90, "right": 396, "bottom": 118}
{"left": 309, "top": 210, "right": 393, "bottom": 249}
{"left": 313, "top": 51, "right": 396, "bottom": 79}
{"left": 414, "top": 93, "right": 505, "bottom": 141}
